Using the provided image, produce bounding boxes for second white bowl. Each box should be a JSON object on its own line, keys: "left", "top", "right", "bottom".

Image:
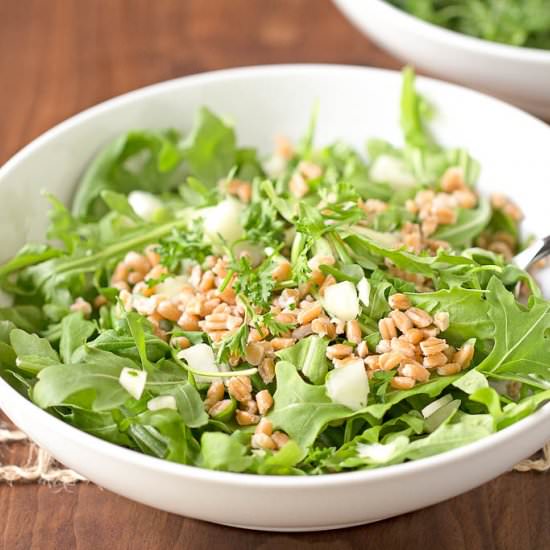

{"left": 334, "top": 0, "right": 550, "bottom": 118}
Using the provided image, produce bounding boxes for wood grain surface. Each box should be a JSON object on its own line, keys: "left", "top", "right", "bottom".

{"left": 0, "top": 1, "right": 548, "bottom": 549}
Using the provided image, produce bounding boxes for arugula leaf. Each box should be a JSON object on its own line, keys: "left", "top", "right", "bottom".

{"left": 252, "top": 440, "right": 304, "bottom": 475}
{"left": 388, "top": 0, "right": 550, "bottom": 50}
{"left": 125, "top": 409, "right": 200, "bottom": 464}
{"left": 72, "top": 130, "right": 183, "bottom": 220}
{"left": 85, "top": 329, "right": 169, "bottom": 363}
{"left": 126, "top": 312, "right": 154, "bottom": 372}
{"left": 0, "top": 245, "right": 63, "bottom": 281}
{"left": 169, "top": 383, "right": 209, "bottom": 428}
{"left": 432, "top": 198, "right": 491, "bottom": 248}
{"left": 59, "top": 313, "right": 96, "bottom": 363}
{"left": 100, "top": 190, "right": 142, "bottom": 222}
{"left": 268, "top": 361, "right": 353, "bottom": 448}
{"left": 67, "top": 409, "right": 133, "bottom": 447}
{"left": 478, "top": 278, "right": 550, "bottom": 388}
{"left": 408, "top": 287, "right": 492, "bottom": 345}
{"left": 404, "top": 413, "right": 495, "bottom": 460}
{"left": 32, "top": 359, "right": 132, "bottom": 411}
{"left": 198, "top": 432, "right": 252, "bottom": 472}
{"left": 400, "top": 66, "right": 435, "bottom": 150}
{"left": 275, "top": 335, "right": 329, "bottom": 385}
{"left": 181, "top": 108, "right": 236, "bottom": 186}
{"left": 0, "top": 306, "right": 46, "bottom": 333}
{"left": 10, "top": 329, "right": 59, "bottom": 362}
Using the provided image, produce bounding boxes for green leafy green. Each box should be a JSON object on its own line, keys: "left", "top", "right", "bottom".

{"left": 199, "top": 432, "right": 252, "bottom": 472}
{"left": 59, "top": 313, "right": 96, "bottom": 363}
{"left": 72, "top": 129, "right": 183, "bottom": 220}
{"left": 181, "top": 108, "right": 236, "bottom": 186}
{"left": 268, "top": 361, "right": 353, "bottom": 448}
{"left": 275, "top": 335, "right": 329, "bottom": 385}
{"left": 388, "top": 0, "right": 550, "bottom": 50}
{"left": 478, "top": 278, "right": 550, "bottom": 389}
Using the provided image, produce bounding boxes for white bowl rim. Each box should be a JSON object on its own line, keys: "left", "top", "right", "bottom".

{"left": 1, "top": 63, "right": 549, "bottom": 488}
{"left": 347, "top": 0, "right": 550, "bottom": 62}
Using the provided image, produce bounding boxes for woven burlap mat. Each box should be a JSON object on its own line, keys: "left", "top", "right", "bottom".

{"left": 0, "top": 419, "right": 548, "bottom": 484}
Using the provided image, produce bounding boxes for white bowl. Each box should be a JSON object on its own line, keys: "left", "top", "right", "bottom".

{"left": 1, "top": 65, "right": 550, "bottom": 532}
{"left": 334, "top": 0, "right": 550, "bottom": 118}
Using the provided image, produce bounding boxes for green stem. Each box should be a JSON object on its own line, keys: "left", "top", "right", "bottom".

{"left": 53, "top": 218, "right": 189, "bottom": 276}
{"left": 170, "top": 349, "right": 257, "bottom": 378}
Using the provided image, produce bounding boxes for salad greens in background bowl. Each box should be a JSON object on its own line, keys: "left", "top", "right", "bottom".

{"left": 1, "top": 64, "right": 550, "bottom": 531}
{"left": 333, "top": 0, "right": 550, "bottom": 118}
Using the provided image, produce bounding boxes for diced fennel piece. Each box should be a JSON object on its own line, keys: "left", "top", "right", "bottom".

{"left": 421, "top": 393, "right": 453, "bottom": 418}
{"left": 147, "top": 395, "right": 177, "bottom": 411}
{"left": 323, "top": 281, "right": 359, "bottom": 321}
{"left": 424, "top": 399, "right": 461, "bottom": 433}
{"left": 119, "top": 367, "right": 147, "bottom": 400}
{"left": 128, "top": 191, "right": 163, "bottom": 221}
{"left": 369, "top": 154, "right": 416, "bottom": 187}
{"left": 200, "top": 198, "right": 244, "bottom": 244}
{"left": 326, "top": 358, "right": 369, "bottom": 410}
{"left": 357, "top": 277, "right": 370, "bottom": 308}
{"left": 178, "top": 343, "right": 219, "bottom": 383}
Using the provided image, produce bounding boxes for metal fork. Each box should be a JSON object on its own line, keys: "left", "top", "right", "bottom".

{"left": 514, "top": 236, "right": 550, "bottom": 271}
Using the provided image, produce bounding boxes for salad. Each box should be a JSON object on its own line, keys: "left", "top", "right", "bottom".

{"left": 0, "top": 69, "right": 549, "bottom": 476}
{"left": 387, "top": 0, "right": 550, "bottom": 50}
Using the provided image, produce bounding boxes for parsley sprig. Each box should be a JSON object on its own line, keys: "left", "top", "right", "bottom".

{"left": 155, "top": 219, "right": 212, "bottom": 271}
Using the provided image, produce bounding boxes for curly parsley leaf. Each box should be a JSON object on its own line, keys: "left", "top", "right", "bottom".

{"left": 231, "top": 255, "right": 276, "bottom": 310}
{"left": 156, "top": 219, "right": 212, "bottom": 271}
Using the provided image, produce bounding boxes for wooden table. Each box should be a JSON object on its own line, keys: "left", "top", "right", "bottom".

{"left": 0, "top": 1, "right": 548, "bottom": 548}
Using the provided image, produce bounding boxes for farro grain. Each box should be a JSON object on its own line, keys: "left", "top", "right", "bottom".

{"left": 272, "top": 260, "right": 292, "bottom": 282}
{"left": 357, "top": 341, "right": 369, "bottom": 358}
{"left": 326, "top": 344, "right": 353, "bottom": 360}
{"left": 433, "top": 311, "right": 450, "bottom": 332}
{"left": 271, "top": 431, "right": 289, "bottom": 449}
{"left": 364, "top": 355, "right": 380, "bottom": 370}
{"left": 292, "top": 324, "right": 313, "bottom": 340}
{"left": 256, "top": 390, "right": 274, "bottom": 415}
{"left": 345, "top": 320, "right": 362, "bottom": 344}
{"left": 423, "top": 352, "right": 448, "bottom": 368}
{"left": 245, "top": 342, "right": 265, "bottom": 366}
{"left": 406, "top": 307, "right": 433, "bottom": 328}
{"left": 441, "top": 167, "right": 465, "bottom": 192}
{"left": 204, "top": 380, "right": 225, "bottom": 409}
{"left": 391, "top": 337, "right": 416, "bottom": 358}
{"left": 399, "top": 362, "right": 430, "bottom": 382}
{"left": 208, "top": 399, "right": 234, "bottom": 418}
{"left": 297, "top": 302, "right": 323, "bottom": 325}
{"left": 391, "top": 376, "right": 416, "bottom": 390}
{"left": 388, "top": 293, "right": 411, "bottom": 311}
{"left": 375, "top": 339, "right": 392, "bottom": 354}
{"left": 379, "top": 318, "right": 397, "bottom": 340}
{"left": 389, "top": 310, "right": 413, "bottom": 333}
{"left": 404, "top": 328, "right": 425, "bottom": 345}
{"left": 235, "top": 410, "right": 260, "bottom": 426}
{"left": 436, "top": 362, "right": 462, "bottom": 376}
{"left": 379, "top": 352, "right": 403, "bottom": 371}
{"left": 157, "top": 300, "right": 181, "bottom": 322}
{"left": 420, "top": 337, "right": 448, "bottom": 356}
{"left": 258, "top": 357, "right": 275, "bottom": 384}
{"left": 227, "top": 376, "right": 253, "bottom": 403}
{"left": 453, "top": 343, "right": 475, "bottom": 369}
{"left": 270, "top": 337, "right": 296, "bottom": 350}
